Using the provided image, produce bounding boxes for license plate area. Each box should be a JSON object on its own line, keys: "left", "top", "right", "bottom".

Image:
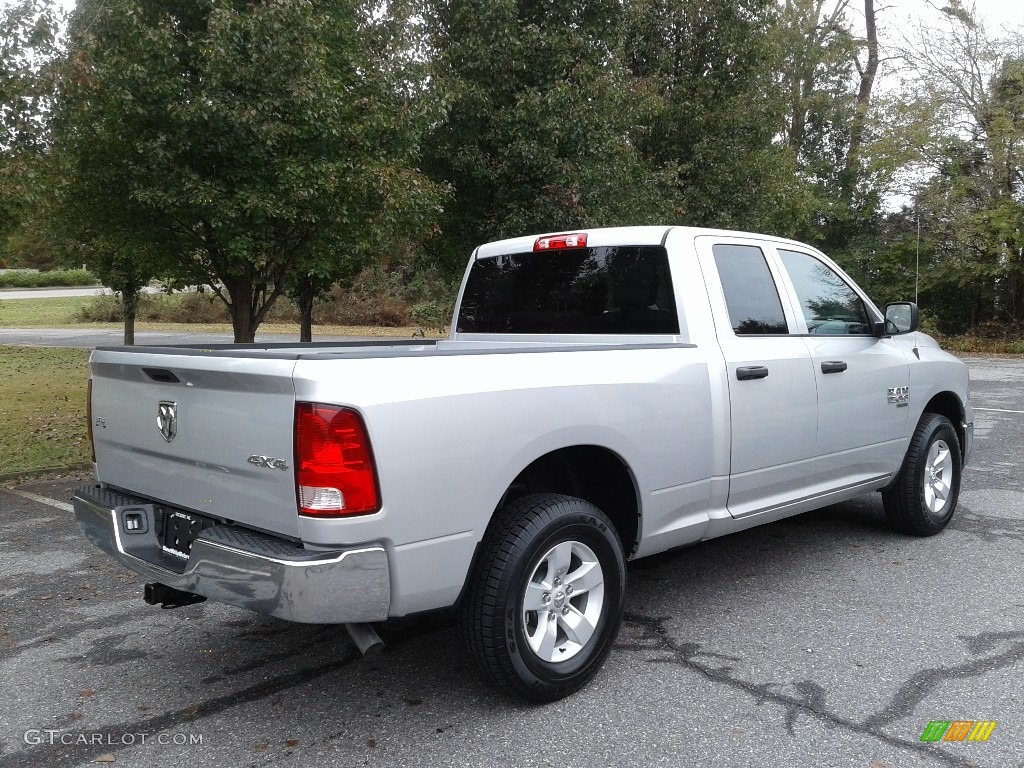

{"left": 158, "top": 509, "right": 215, "bottom": 560}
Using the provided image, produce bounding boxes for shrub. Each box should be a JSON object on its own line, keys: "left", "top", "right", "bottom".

{"left": 0, "top": 268, "right": 98, "bottom": 288}
{"left": 75, "top": 292, "right": 231, "bottom": 323}
{"left": 148, "top": 292, "right": 230, "bottom": 323}
{"left": 74, "top": 293, "right": 125, "bottom": 322}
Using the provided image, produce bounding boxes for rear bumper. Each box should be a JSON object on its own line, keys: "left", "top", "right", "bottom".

{"left": 72, "top": 485, "right": 390, "bottom": 624}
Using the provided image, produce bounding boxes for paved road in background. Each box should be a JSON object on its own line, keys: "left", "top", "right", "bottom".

{"left": 1, "top": 358, "right": 1022, "bottom": 767}
{"left": 0, "top": 287, "right": 109, "bottom": 300}
{"left": 0, "top": 286, "right": 179, "bottom": 300}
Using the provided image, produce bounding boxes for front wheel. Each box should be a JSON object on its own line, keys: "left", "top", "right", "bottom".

{"left": 461, "top": 493, "right": 627, "bottom": 702}
{"left": 883, "top": 413, "right": 962, "bottom": 536}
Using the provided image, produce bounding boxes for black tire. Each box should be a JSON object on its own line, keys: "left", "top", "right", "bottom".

{"left": 460, "top": 493, "right": 627, "bottom": 702}
{"left": 882, "top": 412, "right": 962, "bottom": 536}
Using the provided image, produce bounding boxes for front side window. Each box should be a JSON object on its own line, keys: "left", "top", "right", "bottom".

{"left": 457, "top": 245, "right": 678, "bottom": 334}
{"left": 712, "top": 243, "right": 789, "bottom": 335}
{"left": 778, "top": 249, "right": 872, "bottom": 335}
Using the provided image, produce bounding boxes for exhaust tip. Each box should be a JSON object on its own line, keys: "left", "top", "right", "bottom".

{"left": 346, "top": 622, "right": 384, "bottom": 656}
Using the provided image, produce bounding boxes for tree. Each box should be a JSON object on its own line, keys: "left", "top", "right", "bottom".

{"left": 621, "top": 0, "right": 812, "bottom": 236}
{"left": 888, "top": 2, "right": 1024, "bottom": 330}
{"left": 53, "top": 0, "right": 440, "bottom": 343}
{"left": 776, "top": 0, "right": 861, "bottom": 233}
{"left": 423, "top": 0, "right": 664, "bottom": 274}
{"left": 0, "top": 0, "right": 62, "bottom": 263}
{"left": 285, "top": 0, "right": 445, "bottom": 341}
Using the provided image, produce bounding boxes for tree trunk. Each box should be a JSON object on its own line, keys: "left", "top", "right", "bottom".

{"left": 232, "top": 310, "right": 256, "bottom": 344}
{"left": 297, "top": 280, "right": 315, "bottom": 343}
{"left": 225, "top": 281, "right": 257, "bottom": 343}
{"left": 122, "top": 287, "right": 138, "bottom": 346}
{"left": 300, "top": 300, "right": 313, "bottom": 342}
{"left": 842, "top": 0, "right": 878, "bottom": 203}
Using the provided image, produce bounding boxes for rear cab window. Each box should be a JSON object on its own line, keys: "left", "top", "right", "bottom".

{"left": 712, "top": 243, "right": 789, "bottom": 335}
{"left": 457, "top": 245, "right": 679, "bottom": 334}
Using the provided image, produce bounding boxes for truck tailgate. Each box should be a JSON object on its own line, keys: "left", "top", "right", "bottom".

{"left": 90, "top": 350, "right": 300, "bottom": 538}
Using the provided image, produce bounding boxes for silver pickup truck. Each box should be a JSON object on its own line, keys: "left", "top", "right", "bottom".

{"left": 73, "top": 225, "right": 973, "bottom": 701}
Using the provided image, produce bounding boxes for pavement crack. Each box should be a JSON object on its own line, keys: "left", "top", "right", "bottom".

{"left": 949, "top": 510, "right": 1024, "bottom": 543}
{"left": 621, "top": 612, "right": 982, "bottom": 768}
{"left": 861, "top": 631, "right": 1024, "bottom": 731}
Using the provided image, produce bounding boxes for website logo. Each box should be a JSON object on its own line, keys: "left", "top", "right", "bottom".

{"left": 920, "top": 720, "right": 997, "bottom": 742}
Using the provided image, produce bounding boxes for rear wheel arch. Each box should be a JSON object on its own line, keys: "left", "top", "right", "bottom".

{"left": 455, "top": 445, "right": 640, "bottom": 610}
{"left": 496, "top": 445, "right": 641, "bottom": 557}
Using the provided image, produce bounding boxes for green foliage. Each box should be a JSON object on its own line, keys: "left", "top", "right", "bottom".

{"left": 52, "top": 0, "right": 443, "bottom": 342}
{"left": 0, "top": 268, "right": 96, "bottom": 287}
{"left": 6, "top": 0, "right": 1018, "bottom": 343}
{"left": 423, "top": 0, "right": 665, "bottom": 273}
{"left": 0, "top": 0, "right": 63, "bottom": 260}
{"left": 622, "top": 0, "right": 813, "bottom": 237}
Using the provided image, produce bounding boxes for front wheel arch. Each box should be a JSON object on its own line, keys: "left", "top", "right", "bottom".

{"left": 883, "top": 412, "right": 962, "bottom": 536}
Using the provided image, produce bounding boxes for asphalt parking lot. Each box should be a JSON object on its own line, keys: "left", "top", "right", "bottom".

{"left": 1, "top": 357, "right": 1022, "bottom": 768}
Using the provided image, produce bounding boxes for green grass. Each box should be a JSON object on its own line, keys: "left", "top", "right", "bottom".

{"left": 0, "top": 296, "right": 98, "bottom": 326}
{"left": 0, "top": 345, "right": 92, "bottom": 475}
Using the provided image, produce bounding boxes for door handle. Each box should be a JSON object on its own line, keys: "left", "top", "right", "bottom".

{"left": 736, "top": 366, "right": 769, "bottom": 380}
{"left": 821, "top": 361, "right": 848, "bottom": 374}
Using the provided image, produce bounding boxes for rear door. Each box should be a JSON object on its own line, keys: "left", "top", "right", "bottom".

{"left": 695, "top": 236, "right": 818, "bottom": 517}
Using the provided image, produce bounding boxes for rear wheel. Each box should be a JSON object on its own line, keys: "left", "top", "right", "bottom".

{"left": 883, "top": 413, "right": 962, "bottom": 536}
{"left": 461, "top": 493, "right": 626, "bottom": 702}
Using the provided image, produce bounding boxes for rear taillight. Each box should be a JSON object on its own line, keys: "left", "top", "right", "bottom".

{"left": 87, "top": 379, "right": 95, "bottom": 463}
{"left": 294, "top": 403, "right": 380, "bottom": 517}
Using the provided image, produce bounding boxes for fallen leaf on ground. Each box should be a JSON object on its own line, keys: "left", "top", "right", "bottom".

{"left": 79, "top": 690, "right": 96, "bottom": 698}
{"left": 93, "top": 755, "right": 115, "bottom": 763}
{"left": 367, "top": 739, "right": 377, "bottom": 748}
{"left": 285, "top": 739, "right": 299, "bottom": 747}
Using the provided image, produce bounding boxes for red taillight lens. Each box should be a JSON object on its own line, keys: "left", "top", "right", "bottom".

{"left": 87, "top": 379, "right": 95, "bottom": 463}
{"left": 534, "top": 233, "right": 587, "bottom": 251}
{"left": 294, "top": 403, "right": 380, "bottom": 517}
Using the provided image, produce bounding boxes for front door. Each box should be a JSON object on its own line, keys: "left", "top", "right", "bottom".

{"left": 772, "top": 247, "right": 911, "bottom": 485}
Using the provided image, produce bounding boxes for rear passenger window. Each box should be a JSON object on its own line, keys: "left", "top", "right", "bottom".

{"left": 777, "top": 249, "right": 872, "bottom": 335}
{"left": 712, "top": 244, "right": 788, "bottom": 335}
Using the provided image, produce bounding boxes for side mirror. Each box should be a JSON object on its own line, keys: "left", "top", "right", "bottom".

{"left": 875, "top": 302, "right": 919, "bottom": 336}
